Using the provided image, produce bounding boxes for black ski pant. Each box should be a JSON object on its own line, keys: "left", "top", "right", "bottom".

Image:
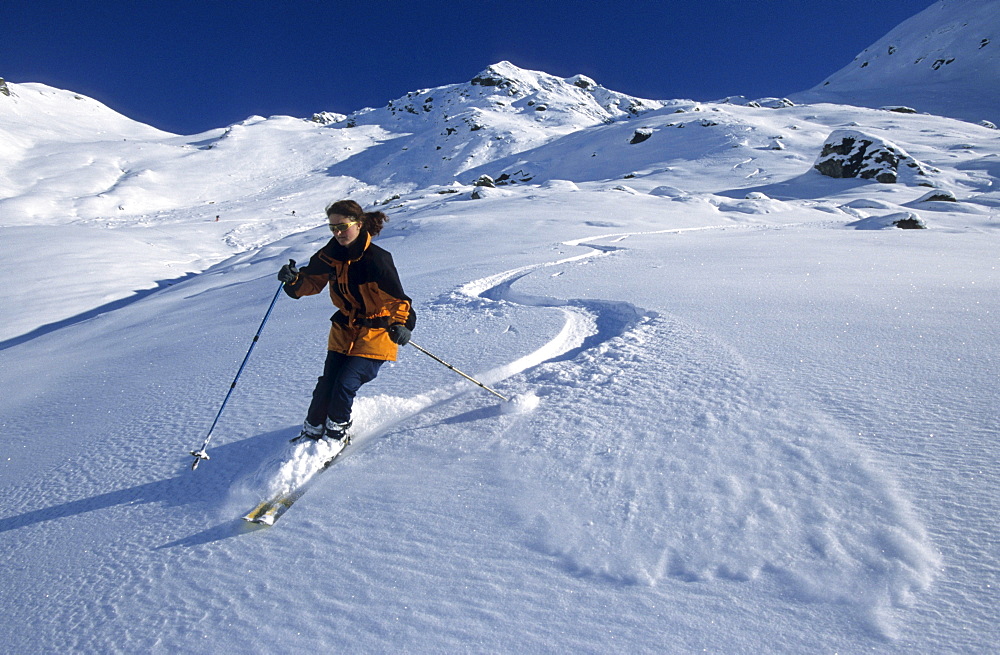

{"left": 306, "top": 351, "right": 384, "bottom": 427}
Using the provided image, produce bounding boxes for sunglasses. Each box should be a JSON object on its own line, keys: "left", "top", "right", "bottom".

{"left": 328, "top": 221, "right": 360, "bottom": 233}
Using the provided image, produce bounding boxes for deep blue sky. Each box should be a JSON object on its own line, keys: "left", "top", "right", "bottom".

{"left": 3, "top": 1, "right": 934, "bottom": 135}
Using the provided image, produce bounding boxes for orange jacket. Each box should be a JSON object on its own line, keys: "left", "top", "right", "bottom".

{"left": 284, "top": 233, "right": 414, "bottom": 361}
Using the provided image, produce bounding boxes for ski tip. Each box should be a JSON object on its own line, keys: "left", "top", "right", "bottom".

{"left": 241, "top": 514, "right": 274, "bottom": 526}
{"left": 242, "top": 502, "right": 281, "bottom": 526}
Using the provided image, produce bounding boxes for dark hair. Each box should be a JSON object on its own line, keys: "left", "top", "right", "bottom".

{"left": 326, "top": 199, "right": 389, "bottom": 236}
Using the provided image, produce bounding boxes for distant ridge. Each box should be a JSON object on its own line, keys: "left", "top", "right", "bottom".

{"left": 792, "top": 0, "right": 999, "bottom": 125}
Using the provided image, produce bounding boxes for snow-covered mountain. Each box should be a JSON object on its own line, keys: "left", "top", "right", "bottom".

{"left": 0, "top": 62, "right": 662, "bottom": 222}
{"left": 331, "top": 60, "right": 664, "bottom": 185}
{"left": 1, "top": 2, "right": 999, "bottom": 653}
{"left": 794, "top": 0, "right": 1000, "bottom": 125}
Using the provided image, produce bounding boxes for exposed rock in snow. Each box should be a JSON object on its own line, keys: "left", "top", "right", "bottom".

{"left": 610, "top": 184, "right": 639, "bottom": 194}
{"left": 630, "top": 128, "right": 653, "bottom": 144}
{"left": 892, "top": 212, "right": 928, "bottom": 229}
{"left": 848, "top": 210, "right": 927, "bottom": 229}
{"left": 309, "top": 111, "right": 346, "bottom": 125}
{"left": 915, "top": 188, "right": 958, "bottom": 202}
{"left": 469, "top": 185, "right": 511, "bottom": 199}
{"left": 567, "top": 74, "right": 596, "bottom": 90}
{"left": 718, "top": 96, "right": 795, "bottom": 109}
{"left": 747, "top": 97, "right": 796, "bottom": 109}
{"left": 814, "top": 129, "right": 934, "bottom": 184}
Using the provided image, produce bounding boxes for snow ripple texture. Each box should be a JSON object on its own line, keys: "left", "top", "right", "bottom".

{"left": 423, "top": 239, "right": 941, "bottom": 638}
{"left": 494, "top": 302, "right": 938, "bottom": 639}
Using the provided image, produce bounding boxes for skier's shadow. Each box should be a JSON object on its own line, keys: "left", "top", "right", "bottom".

{"left": 156, "top": 518, "right": 260, "bottom": 548}
{"left": 0, "top": 429, "right": 288, "bottom": 546}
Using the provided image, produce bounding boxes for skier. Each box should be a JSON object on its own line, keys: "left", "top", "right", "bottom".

{"left": 277, "top": 199, "right": 415, "bottom": 442}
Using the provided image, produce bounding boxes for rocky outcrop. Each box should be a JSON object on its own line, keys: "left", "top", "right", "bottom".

{"left": 914, "top": 189, "right": 957, "bottom": 203}
{"left": 848, "top": 211, "right": 927, "bottom": 230}
{"left": 814, "top": 129, "right": 934, "bottom": 184}
{"left": 309, "top": 111, "right": 345, "bottom": 125}
{"left": 719, "top": 96, "right": 795, "bottom": 108}
{"left": 747, "top": 97, "right": 795, "bottom": 109}
{"left": 629, "top": 128, "right": 653, "bottom": 144}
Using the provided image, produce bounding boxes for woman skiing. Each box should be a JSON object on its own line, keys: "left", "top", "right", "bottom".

{"left": 278, "top": 199, "right": 414, "bottom": 442}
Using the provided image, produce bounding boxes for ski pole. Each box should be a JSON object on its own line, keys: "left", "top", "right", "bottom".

{"left": 189, "top": 261, "right": 292, "bottom": 470}
{"left": 407, "top": 340, "right": 509, "bottom": 402}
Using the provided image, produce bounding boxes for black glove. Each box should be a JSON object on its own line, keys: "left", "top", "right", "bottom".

{"left": 277, "top": 259, "right": 298, "bottom": 284}
{"left": 387, "top": 324, "right": 411, "bottom": 346}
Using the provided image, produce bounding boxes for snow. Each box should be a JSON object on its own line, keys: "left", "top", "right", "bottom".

{"left": 2, "top": 6, "right": 999, "bottom": 651}
{"left": 795, "top": 0, "right": 1000, "bottom": 126}
{"left": 500, "top": 391, "right": 541, "bottom": 415}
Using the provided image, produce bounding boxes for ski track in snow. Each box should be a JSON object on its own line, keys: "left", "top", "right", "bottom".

{"left": 0, "top": 219, "right": 945, "bottom": 650}
{"left": 441, "top": 227, "right": 937, "bottom": 638}
{"left": 237, "top": 241, "right": 617, "bottom": 500}
{"left": 242, "top": 223, "right": 940, "bottom": 640}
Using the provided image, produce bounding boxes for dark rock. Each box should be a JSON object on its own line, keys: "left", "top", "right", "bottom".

{"left": 914, "top": 189, "right": 957, "bottom": 203}
{"left": 893, "top": 215, "right": 926, "bottom": 229}
{"left": 630, "top": 128, "right": 653, "bottom": 144}
{"left": 814, "top": 130, "right": 932, "bottom": 184}
{"left": 848, "top": 211, "right": 927, "bottom": 230}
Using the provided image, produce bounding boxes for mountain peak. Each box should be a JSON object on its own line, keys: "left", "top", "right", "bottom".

{"left": 466, "top": 61, "right": 644, "bottom": 111}
{"left": 343, "top": 61, "right": 661, "bottom": 129}
{"left": 329, "top": 61, "right": 663, "bottom": 184}
{"left": 469, "top": 60, "right": 537, "bottom": 88}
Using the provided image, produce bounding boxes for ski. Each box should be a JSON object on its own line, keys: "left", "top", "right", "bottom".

{"left": 242, "top": 437, "right": 350, "bottom": 526}
{"left": 242, "top": 490, "right": 301, "bottom": 525}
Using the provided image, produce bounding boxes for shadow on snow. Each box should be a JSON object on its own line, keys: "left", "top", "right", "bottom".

{"left": 0, "top": 273, "right": 198, "bottom": 352}
{"left": 0, "top": 428, "right": 287, "bottom": 546}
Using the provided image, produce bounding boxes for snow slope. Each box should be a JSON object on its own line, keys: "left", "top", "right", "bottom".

{"left": 1, "top": 10, "right": 999, "bottom": 654}
{"left": 794, "top": 0, "right": 1000, "bottom": 126}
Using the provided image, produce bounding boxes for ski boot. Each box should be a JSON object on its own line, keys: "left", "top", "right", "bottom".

{"left": 324, "top": 418, "right": 353, "bottom": 446}
{"left": 290, "top": 420, "right": 324, "bottom": 443}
